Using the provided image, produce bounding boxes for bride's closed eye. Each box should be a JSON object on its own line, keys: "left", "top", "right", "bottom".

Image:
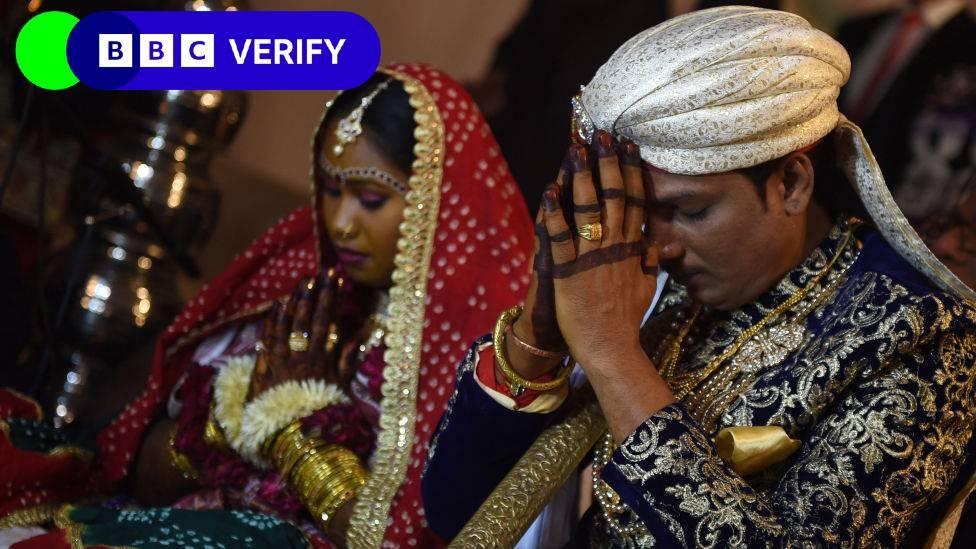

{"left": 358, "top": 189, "right": 389, "bottom": 210}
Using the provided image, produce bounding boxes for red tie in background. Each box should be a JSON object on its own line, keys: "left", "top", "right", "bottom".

{"left": 850, "top": 10, "right": 924, "bottom": 123}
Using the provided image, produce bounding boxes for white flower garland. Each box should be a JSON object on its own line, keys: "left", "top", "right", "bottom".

{"left": 211, "top": 353, "right": 350, "bottom": 468}
{"left": 238, "top": 379, "right": 349, "bottom": 467}
{"left": 212, "top": 354, "right": 256, "bottom": 448}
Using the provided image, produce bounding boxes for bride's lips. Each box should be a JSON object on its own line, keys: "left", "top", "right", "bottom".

{"left": 335, "top": 246, "right": 369, "bottom": 267}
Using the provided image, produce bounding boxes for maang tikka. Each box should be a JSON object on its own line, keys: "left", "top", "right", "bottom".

{"left": 331, "top": 78, "right": 393, "bottom": 157}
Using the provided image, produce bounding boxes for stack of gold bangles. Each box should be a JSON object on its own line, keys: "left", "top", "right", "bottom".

{"left": 264, "top": 421, "right": 367, "bottom": 530}
{"left": 493, "top": 305, "right": 571, "bottom": 397}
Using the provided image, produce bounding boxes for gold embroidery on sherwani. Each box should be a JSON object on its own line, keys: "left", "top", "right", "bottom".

{"left": 605, "top": 220, "right": 976, "bottom": 547}
{"left": 456, "top": 218, "right": 976, "bottom": 548}
{"left": 592, "top": 221, "right": 860, "bottom": 542}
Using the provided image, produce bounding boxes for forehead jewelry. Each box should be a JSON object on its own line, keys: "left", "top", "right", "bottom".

{"left": 319, "top": 155, "right": 410, "bottom": 195}
{"left": 332, "top": 78, "right": 393, "bottom": 157}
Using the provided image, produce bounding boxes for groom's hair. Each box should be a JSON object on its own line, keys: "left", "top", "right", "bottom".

{"left": 738, "top": 137, "right": 867, "bottom": 218}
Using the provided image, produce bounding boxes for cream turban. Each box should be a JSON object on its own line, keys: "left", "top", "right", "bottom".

{"left": 575, "top": 6, "right": 848, "bottom": 174}
{"left": 572, "top": 6, "right": 975, "bottom": 301}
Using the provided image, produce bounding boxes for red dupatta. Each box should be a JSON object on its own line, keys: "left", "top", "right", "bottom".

{"left": 1, "top": 64, "right": 533, "bottom": 547}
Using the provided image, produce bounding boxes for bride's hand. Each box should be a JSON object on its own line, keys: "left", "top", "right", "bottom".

{"left": 248, "top": 270, "right": 350, "bottom": 400}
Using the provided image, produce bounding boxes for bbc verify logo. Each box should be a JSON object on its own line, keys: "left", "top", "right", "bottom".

{"left": 98, "top": 34, "right": 347, "bottom": 69}
{"left": 17, "top": 10, "right": 380, "bottom": 90}
{"left": 99, "top": 34, "right": 215, "bottom": 68}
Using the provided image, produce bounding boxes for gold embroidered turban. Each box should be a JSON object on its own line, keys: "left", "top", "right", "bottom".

{"left": 571, "top": 6, "right": 976, "bottom": 301}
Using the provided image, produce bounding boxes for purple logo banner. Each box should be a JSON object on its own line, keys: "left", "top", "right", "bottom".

{"left": 67, "top": 11, "right": 381, "bottom": 90}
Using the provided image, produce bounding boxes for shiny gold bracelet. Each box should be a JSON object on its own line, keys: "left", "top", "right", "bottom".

{"left": 168, "top": 425, "right": 198, "bottom": 481}
{"left": 298, "top": 447, "right": 367, "bottom": 530}
{"left": 297, "top": 446, "right": 361, "bottom": 496}
{"left": 493, "top": 305, "right": 572, "bottom": 396}
{"left": 307, "top": 466, "right": 360, "bottom": 508}
{"left": 264, "top": 420, "right": 368, "bottom": 531}
{"left": 308, "top": 456, "right": 367, "bottom": 530}
{"left": 298, "top": 447, "right": 361, "bottom": 498}
{"left": 314, "top": 476, "right": 365, "bottom": 529}
{"left": 269, "top": 422, "right": 319, "bottom": 474}
{"left": 287, "top": 441, "right": 332, "bottom": 485}
{"left": 263, "top": 420, "right": 302, "bottom": 459}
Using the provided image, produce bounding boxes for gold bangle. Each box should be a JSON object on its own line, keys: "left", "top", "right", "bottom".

{"left": 308, "top": 467, "right": 359, "bottom": 506}
{"left": 506, "top": 323, "right": 566, "bottom": 359}
{"left": 284, "top": 438, "right": 328, "bottom": 480}
{"left": 493, "top": 305, "right": 572, "bottom": 396}
{"left": 264, "top": 420, "right": 303, "bottom": 460}
{"left": 311, "top": 464, "right": 367, "bottom": 529}
{"left": 287, "top": 443, "right": 325, "bottom": 484}
{"left": 265, "top": 422, "right": 368, "bottom": 531}
{"left": 315, "top": 480, "right": 364, "bottom": 529}
{"left": 289, "top": 444, "right": 367, "bottom": 531}
{"left": 270, "top": 422, "right": 319, "bottom": 473}
{"left": 202, "top": 406, "right": 229, "bottom": 450}
{"left": 168, "top": 425, "right": 198, "bottom": 481}
{"left": 299, "top": 447, "right": 360, "bottom": 495}
{"left": 298, "top": 446, "right": 362, "bottom": 498}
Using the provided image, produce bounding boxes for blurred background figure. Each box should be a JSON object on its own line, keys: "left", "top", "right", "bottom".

{"left": 838, "top": 1, "right": 976, "bottom": 279}
{"left": 920, "top": 175, "right": 976, "bottom": 287}
{"left": 839, "top": 1, "right": 976, "bottom": 207}
{"left": 468, "top": 0, "right": 781, "bottom": 214}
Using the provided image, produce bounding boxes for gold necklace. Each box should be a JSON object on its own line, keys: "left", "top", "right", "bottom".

{"left": 660, "top": 224, "right": 857, "bottom": 401}
{"left": 593, "top": 221, "right": 859, "bottom": 540}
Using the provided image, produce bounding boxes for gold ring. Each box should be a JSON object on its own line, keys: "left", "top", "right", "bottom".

{"left": 325, "top": 323, "right": 340, "bottom": 353}
{"left": 288, "top": 331, "right": 310, "bottom": 352}
{"left": 576, "top": 222, "right": 603, "bottom": 242}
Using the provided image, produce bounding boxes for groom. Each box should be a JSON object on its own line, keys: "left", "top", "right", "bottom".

{"left": 423, "top": 6, "right": 976, "bottom": 547}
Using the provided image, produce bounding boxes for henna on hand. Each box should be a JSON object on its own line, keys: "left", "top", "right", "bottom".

{"left": 551, "top": 242, "right": 643, "bottom": 278}
{"left": 248, "top": 271, "right": 347, "bottom": 401}
{"left": 529, "top": 210, "right": 565, "bottom": 351}
{"left": 540, "top": 133, "right": 658, "bottom": 365}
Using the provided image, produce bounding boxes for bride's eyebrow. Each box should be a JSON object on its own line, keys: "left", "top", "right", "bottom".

{"left": 345, "top": 178, "right": 392, "bottom": 192}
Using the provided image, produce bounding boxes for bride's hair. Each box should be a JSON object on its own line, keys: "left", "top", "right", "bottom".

{"left": 323, "top": 73, "right": 418, "bottom": 174}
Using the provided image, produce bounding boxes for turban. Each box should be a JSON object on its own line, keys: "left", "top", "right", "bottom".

{"left": 572, "top": 6, "right": 975, "bottom": 301}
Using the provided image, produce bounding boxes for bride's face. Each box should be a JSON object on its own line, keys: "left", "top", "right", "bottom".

{"left": 318, "top": 123, "right": 409, "bottom": 288}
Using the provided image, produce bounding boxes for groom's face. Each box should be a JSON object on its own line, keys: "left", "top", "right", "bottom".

{"left": 647, "top": 168, "right": 805, "bottom": 310}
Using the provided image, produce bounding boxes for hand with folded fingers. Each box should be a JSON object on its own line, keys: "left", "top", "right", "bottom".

{"left": 541, "top": 130, "right": 658, "bottom": 370}
{"left": 248, "top": 269, "right": 352, "bottom": 401}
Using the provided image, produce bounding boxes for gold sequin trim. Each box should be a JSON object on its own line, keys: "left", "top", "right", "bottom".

{"left": 0, "top": 502, "right": 60, "bottom": 529}
{"left": 450, "top": 387, "right": 607, "bottom": 548}
{"left": 345, "top": 67, "right": 444, "bottom": 548}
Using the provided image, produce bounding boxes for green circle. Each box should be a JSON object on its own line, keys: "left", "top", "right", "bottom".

{"left": 15, "top": 11, "right": 80, "bottom": 90}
